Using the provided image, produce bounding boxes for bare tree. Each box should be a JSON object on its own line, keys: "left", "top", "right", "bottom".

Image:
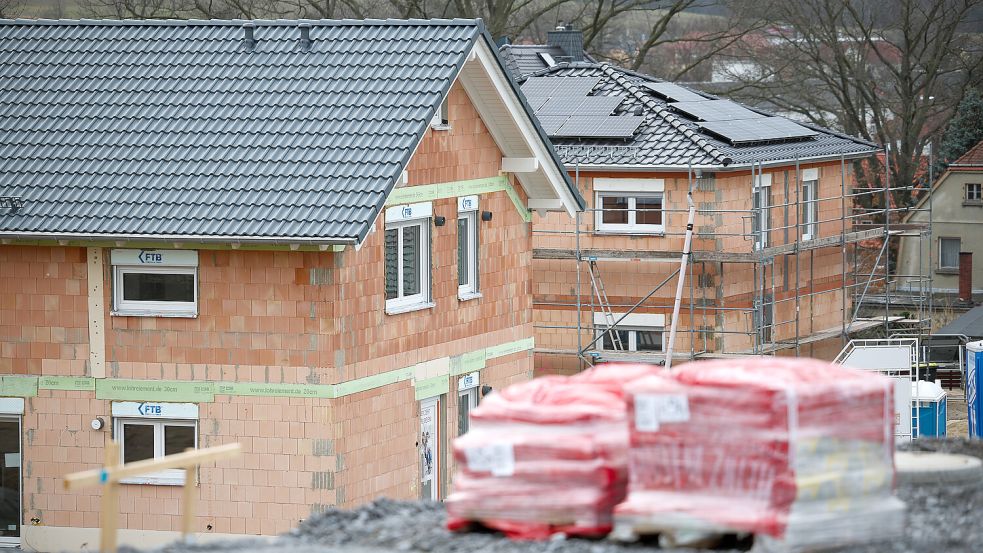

{"left": 722, "top": 0, "right": 983, "bottom": 213}
{"left": 0, "top": 0, "right": 22, "bottom": 18}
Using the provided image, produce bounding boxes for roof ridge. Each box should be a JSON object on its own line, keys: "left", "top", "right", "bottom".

{"left": 599, "top": 64, "right": 732, "bottom": 167}
{"left": 0, "top": 17, "right": 481, "bottom": 27}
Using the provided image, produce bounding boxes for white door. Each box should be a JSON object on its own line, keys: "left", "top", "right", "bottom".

{"left": 419, "top": 397, "right": 440, "bottom": 501}
{"left": 0, "top": 416, "right": 21, "bottom": 547}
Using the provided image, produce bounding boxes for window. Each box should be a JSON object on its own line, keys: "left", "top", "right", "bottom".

{"left": 966, "top": 183, "right": 982, "bottom": 203}
{"left": 385, "top": 202, "right": 432, "bottom": 313}
{"left": 594, "top": 178, "right": 666, "bottom": 234}
{"left": 112, "top": 402, "right": 198, "bottom": 485}
{"left": 431, "top": 97, "right": 450, "bottom": 129}
{"left": 801, "top": 179, "right": 817, "bottom": 240}
{"left": 939, "top": 237, "right": 961, "bottom": 270}
{"left": 752, "top": 173, "right": 772, "bottom": 250}
{"left": 593, "top": 313, "right": 665, "bottom": 353}
{"left": 111, "top": 249, "right": 198, "bottom": 317}
{"left": 457, "top": 196, "right": 479, "bottom": 299}
{"left": 457, "top": 375, "right": 479, "bottom": 436}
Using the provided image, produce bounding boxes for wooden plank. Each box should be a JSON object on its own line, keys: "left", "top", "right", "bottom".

{"left": 100, "top": 441, "right": 120, "bottom": 553}
{"left": 64, "top": 443, "right": 241, "bottom": 490}
{"left": 182, "top": 450, "right": 197, "bottom": 539}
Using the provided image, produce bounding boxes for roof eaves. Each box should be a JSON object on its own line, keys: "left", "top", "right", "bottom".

{"left": 0, "top": 230, "right": 360, "bottom": 246}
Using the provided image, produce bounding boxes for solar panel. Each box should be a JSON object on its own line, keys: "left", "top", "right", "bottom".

{"left": 536, "top": 95, "right": 624, "bottom": 116}
{"left": 521, "top": 76, "right": 601, "bottom": 98}
{"left": 537, "top": 96, "right": 586, "bottom": 115}
{"left": 536, "top": 115, "right": 570, "bottom": 135}
{"left": 669, "top": 99, "right": 761, "bottom": 122}
{"left": 700, "top": 117, "right": 818, "bottom": 144}
{"left": 525, "top": 96, "right": 551, "bottom": 112}
{"left": 642, "top": 82, "right": 706, "bottom": 102}
{"left": 552, "top": 116, "right": 644, "bottom": 138}
{"left": 579, "top": 96, "right": 625, "bottom": 115}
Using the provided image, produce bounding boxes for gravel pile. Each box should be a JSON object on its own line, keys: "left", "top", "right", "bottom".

{"left": 139, "top": 439, "right": 983, "bottom": 553}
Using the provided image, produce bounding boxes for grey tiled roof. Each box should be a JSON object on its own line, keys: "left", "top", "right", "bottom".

{"left": 507, "top": 61, "right": 878, "bottom": 169}
{"left": 0, "top": 19, "right": 483, "bottom": 243}
{"left": 499, "top": 44, "right": 596, "bottom": 78}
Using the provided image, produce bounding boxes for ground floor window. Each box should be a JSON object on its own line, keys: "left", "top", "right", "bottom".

{"left": 112, "top": 402, "right": 198, "bottom": 485}
{"left": 939, "top": 237, "right": 961, "bottom": 270}
{"left": 593, "top": 312, "right": 666, "bottom": 353}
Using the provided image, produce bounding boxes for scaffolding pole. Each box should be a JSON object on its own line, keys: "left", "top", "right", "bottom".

{"left": 664, "top": 167, "right": 697, "bottom": 371}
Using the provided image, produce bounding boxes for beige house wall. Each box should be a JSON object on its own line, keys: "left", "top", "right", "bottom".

{"left": 897, "top": 169, "right": 983, "bottom": 295}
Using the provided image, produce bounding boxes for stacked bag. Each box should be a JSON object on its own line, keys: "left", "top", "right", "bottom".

{"left": 447, "top": 357, "right": 905, "bottom": 550}
{"left": 445, "top": 364, "right": 654, "bottom": 539}
{"left": 615, "top": 357, "right": 906, "bottom": 551}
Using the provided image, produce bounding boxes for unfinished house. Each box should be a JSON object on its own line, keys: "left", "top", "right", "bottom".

{"left": 0, "top": 19, "right": 582, "bottom": 550}
{"left": 501, "top": 34, "right": 888, "bottom": 374}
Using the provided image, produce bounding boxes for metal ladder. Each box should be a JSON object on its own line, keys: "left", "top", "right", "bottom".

{"left": 586, "top": 259, "right": 625, "bottom": 351}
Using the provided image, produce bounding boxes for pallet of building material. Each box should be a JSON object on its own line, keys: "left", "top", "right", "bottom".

{"left": 446, "top": 364, "right": 656, "bottom": 540}
{"left": 613, "top": 357, "right": 906, "bottom": 552}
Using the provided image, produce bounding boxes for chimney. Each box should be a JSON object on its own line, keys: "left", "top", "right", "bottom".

{"left": 299, "top": 24, "right": 312, "bottom": 51}
{"left": 547, "top": 24, "right": 584, "bottom": 62}
{"left": 243, "top": 23, "right": 256, "bottom": 51}
{"left": 959, "top": 251, "right": 973, "bottom": 302}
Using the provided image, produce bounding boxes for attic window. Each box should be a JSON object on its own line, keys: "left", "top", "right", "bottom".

{"left": 538, "top": 53, "right": 557, "bottom": 67}
{"left": 431, "top": 97, "right": 450, "bottom": 130}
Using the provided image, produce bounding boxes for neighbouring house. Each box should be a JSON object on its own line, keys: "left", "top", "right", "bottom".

{"left": 897, "top": 140, "right": 983, "bottom": 306}
{"left": 0, "top": 18, "right": 582, "bottom": 550}
{"left": 500, "top": 32, "right": 882, "bottom": 373}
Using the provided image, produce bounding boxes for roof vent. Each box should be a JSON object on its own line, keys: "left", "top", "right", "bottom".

{"left": 243, "top": 23, "right": 256, "bottom": 51}
{"left": 299, "top": 24, "right": 312, "bottom": 51}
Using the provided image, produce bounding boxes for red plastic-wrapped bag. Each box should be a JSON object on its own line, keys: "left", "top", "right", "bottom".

{"left": 614, "top": 357, "right": 905, "bottom": 551}
{"left": 446, "top": 364, "right": 655, "bottom": 540}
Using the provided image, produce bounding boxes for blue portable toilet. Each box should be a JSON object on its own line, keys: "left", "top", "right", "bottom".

{"left": 911, "top": 380, "right": 947, "bottom": 438}
{"left": 968, "top": 340, "right": 983, "bottom": 438}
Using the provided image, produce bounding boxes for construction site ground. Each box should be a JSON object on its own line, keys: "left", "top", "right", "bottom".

{"left": 132, "top": 438, "right": 983, "bottom": 553}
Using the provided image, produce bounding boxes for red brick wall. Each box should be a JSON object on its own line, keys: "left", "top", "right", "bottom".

{"left": 1, "top": 81, "right": 536, "bottom": 538}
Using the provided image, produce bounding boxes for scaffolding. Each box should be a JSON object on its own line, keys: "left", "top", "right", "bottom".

{"left": 532, "top": 152, "right": 936, "bottom": 370}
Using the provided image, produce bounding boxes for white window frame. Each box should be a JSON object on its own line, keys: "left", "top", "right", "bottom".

{"left": 430, "top": 96, "right": 450, "bottom": 130}
{"left": 593, "top": 313, "right": 666, "bottom": 352}
{"left": 457, "top": 196, "right": 480, "bottom": 300}
{"left": 113, "top": 416, "right": 197, "bottom": 486}
{"left": 593, "top": 178, "right": 666, "bottom": 235}
{"left": 939, "top": 237, "right": 961, "bottom": 270}
{"left": 752, "top": 173, "right": 772, "bottom": 250}
{"left": 111, "top": 250, "right": 199, "bottom": 318}
{"left": 113, "top": 266, "right": 198, "bottom": 317}
{"left": 966, "top": 183, "right": 982, "bottom": 202}
{"left": 385, "top": 203, "right": 433, "bottom": 314}
{"left": 457, "top": 385, "right": 478, "bottom": 436}
{"left": 801, "top": 178, "right": 818, "bottom": 240}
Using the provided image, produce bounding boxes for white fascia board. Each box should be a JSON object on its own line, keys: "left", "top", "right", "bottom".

{"left": 527, "top": 199, "right": 564, "bottom": 210}
{"left": 467, "top": 40, "right": 581, "bottom": 217}
{"left": 501, "top": 157, "right": 539, "bottom": 173}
